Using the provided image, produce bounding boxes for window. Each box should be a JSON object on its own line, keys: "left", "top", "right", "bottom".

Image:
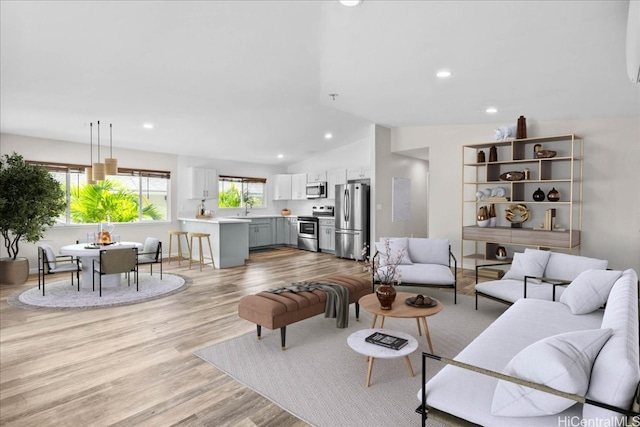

{"left": 29, "top": 161, "right": 170, "bottom": 224}
{"left": 218, "top": 175, "right": 266, "bottom": 209}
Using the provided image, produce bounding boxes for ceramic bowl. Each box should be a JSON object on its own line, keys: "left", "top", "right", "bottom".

{"left": 477, "top": 219, "right": 491, "bottom": 228}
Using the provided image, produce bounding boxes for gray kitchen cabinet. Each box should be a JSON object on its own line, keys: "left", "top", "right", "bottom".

{"left": 275, "top": 217, "right": 286, "bottom": 245}
{"left": 319, "top": 218, "right": 335, "bottom": 252}
{"left": 286, "top": 217, "right": 298, "bottom": 246}
{"left": 249, "top": 219, "right": 272, "bottom": 248}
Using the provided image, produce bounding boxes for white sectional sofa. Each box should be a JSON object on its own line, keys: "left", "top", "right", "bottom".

{"left": 419, "top": 268, "right": 640, "bottom": 427}
{"left": 374, "top": 237, "right": 457, "bottom": 303}
{"left": 475, "top": 249, "right": 608, "bottom": 308}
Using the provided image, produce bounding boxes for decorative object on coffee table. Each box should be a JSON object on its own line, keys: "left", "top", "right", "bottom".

{"left": 547, "top": 188, "right": 560, "bottom": 202}
{"left": 533, "top": 188, "right": 545, "bottom": 201}
{"left": 376, "top": 284, "right": 396, "bottom": 310}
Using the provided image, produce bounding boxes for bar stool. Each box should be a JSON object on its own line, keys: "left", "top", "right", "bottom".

{"left": 188, "top": 232, "right": 215, "bottom": 271}
{"left": 168, "top": 230, "right": 190, "bottom": 265}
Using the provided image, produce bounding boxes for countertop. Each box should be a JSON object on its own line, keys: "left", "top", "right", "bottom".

{"left": 179, "top": 217, "right": 252, "bottom": 224}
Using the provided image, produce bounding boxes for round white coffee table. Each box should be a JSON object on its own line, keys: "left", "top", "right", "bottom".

{"left": 347, "top": 328, "right": 418, "bottom": 387}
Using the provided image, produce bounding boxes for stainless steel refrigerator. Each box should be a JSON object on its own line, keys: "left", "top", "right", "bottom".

{"left": 335, "top": 183, "right": 369, "bottom": 260}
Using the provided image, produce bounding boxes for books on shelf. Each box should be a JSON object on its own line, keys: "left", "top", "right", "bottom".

{"left": 365, "top": 332, "right": 408, "bottom": 350}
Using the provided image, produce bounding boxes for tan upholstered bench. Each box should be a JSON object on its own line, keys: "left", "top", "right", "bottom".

{"left": 237, "top": 274, "right": 372, "bottom": 349}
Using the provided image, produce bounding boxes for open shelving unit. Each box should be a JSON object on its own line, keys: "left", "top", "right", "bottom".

{"left": 461, "top": 134, "right": 583, "bottom": 275}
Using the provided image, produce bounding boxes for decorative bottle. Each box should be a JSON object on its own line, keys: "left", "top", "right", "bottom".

{"left": 547, "top": 188, "right": 560, "bottom": 202}
{"left": 533, "top": 188, "right": 545, "bottom": 202}
{"left": 516, "top": 116, "right": 527, "bottom": 139}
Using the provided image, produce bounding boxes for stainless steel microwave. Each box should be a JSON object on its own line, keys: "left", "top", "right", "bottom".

{"left": 305, "top": 182, "right": 327, "bottom": 199}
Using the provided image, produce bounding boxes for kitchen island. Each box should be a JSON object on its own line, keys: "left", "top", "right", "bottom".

{"left": 179, "top": 217, "right": 251, "bottom": 269}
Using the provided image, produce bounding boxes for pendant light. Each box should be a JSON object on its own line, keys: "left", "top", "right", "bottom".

{"left": 92, "top": 120, "right": 106, "bottom": 181}
{"left": 85, "top": 122, "right": 96, "bottom": 185}
{"left": 104, "top": 123, "right": 118, "bottom": 175}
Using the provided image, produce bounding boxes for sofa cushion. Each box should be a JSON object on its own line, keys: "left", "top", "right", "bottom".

{"left": 559, "top": 269, "right": 622, "bottom": 314}
{"left": 407, "top": 238, "right": 450, "bottom": 266}
{"left": 475, "top": 279, "right": 565, "bottom": 303}
{"left": 541, "top": 251, "right": 608, "bottom": 281}
{"left": 491, "top": 328, "right": 613, "bottom": 417}
{"left": 376, "top": 237, "right": 412, "bottom": 266}
{"left": 584, "top": 269, "right": 640, "bottom": 423}
{"left": 395, "top": 264, "right": 455, "bottom": 285}
{"left": 502, "top": 250, "right": 551, "bottom": 284}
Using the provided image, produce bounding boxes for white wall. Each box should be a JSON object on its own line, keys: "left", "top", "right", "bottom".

{"left": 373, "top": 125, "right": 429, "bottom": 241}
{"left": 391, "top": 117, "right": 640, "bottom": 272}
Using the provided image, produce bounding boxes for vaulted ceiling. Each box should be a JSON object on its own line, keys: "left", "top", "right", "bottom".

{"left": 1, "top": 1, "right": 638, "bottom": 165}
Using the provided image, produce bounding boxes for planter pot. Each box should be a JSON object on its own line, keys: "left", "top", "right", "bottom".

{"left": 376, "top": 284, "right": 396, "bottom": 310}
{"left": 0, "top": 257, "right": 30, "bottom": 285}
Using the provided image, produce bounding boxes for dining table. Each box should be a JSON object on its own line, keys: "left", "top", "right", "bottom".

{"left": 60, "top": 241, "right": 143, "bottom": 289}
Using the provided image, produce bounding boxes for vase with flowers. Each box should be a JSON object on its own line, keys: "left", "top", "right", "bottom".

{"left": 360, "top": 238, "right": 407, "bottom": 310}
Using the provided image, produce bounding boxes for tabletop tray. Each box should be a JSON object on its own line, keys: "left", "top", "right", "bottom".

{"left": 405, "top": 296, "right": 437, "bottom": 308}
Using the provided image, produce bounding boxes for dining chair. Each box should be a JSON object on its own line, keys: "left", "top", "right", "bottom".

{"left": 137, "top": 237, "right": 162, "bottom": 280}
{"left": 93, "top": 247, "right": 138, "bottom": 297}
{"left": 38, "top": 244, "right": 81, "bottom": 296}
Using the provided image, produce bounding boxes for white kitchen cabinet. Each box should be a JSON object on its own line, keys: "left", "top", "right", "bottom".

{"left": 307, "top": 171, "right": 327, "bottom": 183}
{"left": 319, "top": 218, "right": 335, "bottom": 252}
{"left": 189, "top": 167, "right": 218, "bottom": 199}
{"left": 249, "top": 219, "right": 272, "bottom": 248}
{"left": 347, "top": 167, "right": 371, "bottom": 181}
{"left": 327, "top": 168, "right": 346, "bottom": 199}
{"left": 291, "top": 173, "right": 307, "bottom": 200}
{"left": 273, "top": 174, "right": 292, "bottom": 200}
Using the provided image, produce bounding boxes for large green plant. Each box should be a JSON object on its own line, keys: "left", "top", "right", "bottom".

{"left": 69, "top": 180, "right": 162, "bottom": 223}
{"left": 0, "top": 153, "right": 66, "bottom": 259}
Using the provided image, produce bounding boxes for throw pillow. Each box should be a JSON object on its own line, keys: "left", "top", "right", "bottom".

{"left": 376, "top": 238, "right": 412, "bottom": 266}
{"left": 559, "top": 269, "right": 622, "bottom": 314}
{"left": 501, "top": 250, "right": 551, "bottom": 284}
{"left": 491, "top": 328, "right": 613, "bottom": 417}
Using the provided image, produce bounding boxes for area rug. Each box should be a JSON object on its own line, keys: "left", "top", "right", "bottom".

{"left": 194, "top": 288, "right": 508, "bottom": 427}
{"left": 7, "top": 273, "right": 190, "bottom": 310}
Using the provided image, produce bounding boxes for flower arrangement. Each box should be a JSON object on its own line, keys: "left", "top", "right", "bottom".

{"left": 360, "top": 238, "right": 407, "bottom": 285}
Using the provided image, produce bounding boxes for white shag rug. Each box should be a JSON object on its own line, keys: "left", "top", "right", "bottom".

{"left": 8, "top": 273, "right": 190, "bottom": 310}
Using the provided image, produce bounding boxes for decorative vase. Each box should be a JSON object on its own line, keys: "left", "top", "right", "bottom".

{"left": 489, "top": 145, "right": 498, "bottom": 162}
{"left": 533, "top": 188, "right": 545, "bottom": 202}
{"left": 547, "top": 188, "right": 560, "bottom": 202}
{"left": 376, "top": 284, "right": 396, "bottom": 310}
{"left": 477, "top": 206, "right": 490, "bottom": 227}
{"left": 495, "top": 246, "right": 507, "bottom": 260}
{"left": 0, "top": 257, "right": 29, "bottom": 285}
{"left": 477, "top": 150, "right": 486, "bottom": 163}
{"left": 533, "top": 143, "right": 542, "bottom": 157}
{"left": 516, "top": 115, "right": 527, "bottom": 139}
{"left": 488, "top": 204, "right": 497, "bottom": 227}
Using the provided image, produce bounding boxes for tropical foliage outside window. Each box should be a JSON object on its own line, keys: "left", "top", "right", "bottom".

{"left": 218, "top": 175, "right": 266, "bottom": 209}
{"left": 33, "top": 162, "right": 169, "bottom": 224}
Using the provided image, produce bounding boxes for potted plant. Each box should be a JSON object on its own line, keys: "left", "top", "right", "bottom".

{"left": 0, "top": 152, "right": 66, "bottom": 284}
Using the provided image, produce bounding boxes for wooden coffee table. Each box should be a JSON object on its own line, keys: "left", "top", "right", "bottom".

{"left": 359, "top": 291, "right": 443, "bottom": 353}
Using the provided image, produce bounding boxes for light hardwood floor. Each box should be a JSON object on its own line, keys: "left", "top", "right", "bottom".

{"left": 0, "top": 247, "right": 475, "bottom": 427}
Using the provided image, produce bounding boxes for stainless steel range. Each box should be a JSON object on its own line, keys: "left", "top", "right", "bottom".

{"left": 297, "top": 205, "right": 334, "bottom": 252}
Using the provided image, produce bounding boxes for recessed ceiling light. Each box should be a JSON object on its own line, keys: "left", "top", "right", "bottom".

{"left": 436, "top": 70, "right": 452, "bottom": 78}
{"left": 325, "top": 133, "right": 333, "bottom": 139}
{"left": 277, "top": 154, "right": 284, "bottom": 159}
{"left": 340, "top": 0, "right": 362, "bottom": 6}
{"left": 143, "top": 123, "right": 154, "bottom": 129}
{"left": 485, "top": 107, "right": 498, "bottom": 114}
